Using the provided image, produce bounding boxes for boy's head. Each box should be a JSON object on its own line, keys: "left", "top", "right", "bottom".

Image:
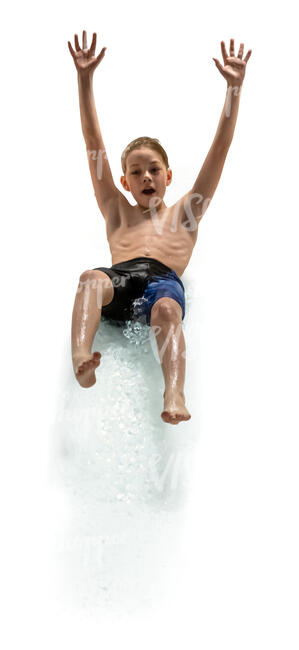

{"left": 120, "top": 137, "right": 172, "bottom": 210}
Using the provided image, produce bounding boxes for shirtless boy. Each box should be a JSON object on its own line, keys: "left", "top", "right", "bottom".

{"left": 68, "top": 31, "right": 252, "bottom": 425}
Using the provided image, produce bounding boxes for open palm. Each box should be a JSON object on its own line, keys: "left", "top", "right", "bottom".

{"left": 68, "top": 30, "right": 106, "bottom": 75}
{"left": 213, "top": 38, "right": 252, "bottom": 86}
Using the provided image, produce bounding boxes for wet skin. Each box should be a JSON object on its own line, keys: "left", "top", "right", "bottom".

{"left": 69, "top": 32, "right": 252, "bottom": 424}
{"left": 72, "top": 149, "right": 196, "bottom": 423}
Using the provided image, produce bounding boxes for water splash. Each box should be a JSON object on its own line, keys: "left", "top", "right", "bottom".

{"left": 50, "top": 273, "right": 198, "bottom": 614}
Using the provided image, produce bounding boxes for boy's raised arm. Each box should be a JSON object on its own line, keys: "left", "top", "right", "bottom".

{"left": 68, "top": 31, "right": 121, "bottom": 219}
{"left": 183, "top": 39, "right": 252, "bottom": 225}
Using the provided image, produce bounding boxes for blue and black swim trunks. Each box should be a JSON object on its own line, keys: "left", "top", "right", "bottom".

{"left": 93, "top": 256, "right": 185, "bottom": 326}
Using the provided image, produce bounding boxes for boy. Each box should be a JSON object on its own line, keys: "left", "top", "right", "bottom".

{"left": 67, "top": 31, "right": 252, "bottom": 425}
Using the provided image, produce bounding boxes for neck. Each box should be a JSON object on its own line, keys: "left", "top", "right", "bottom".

{"left": 138, "top": 198, "right": 167, "bottom": 214}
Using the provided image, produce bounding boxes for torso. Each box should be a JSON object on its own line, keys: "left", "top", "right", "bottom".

{"left": 105, "top": 192, "right": 199, "bottom": 277}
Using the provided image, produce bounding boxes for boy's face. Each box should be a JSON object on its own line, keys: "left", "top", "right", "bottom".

{"left": 120, "top": 147, "right": 172, "bottom": 210}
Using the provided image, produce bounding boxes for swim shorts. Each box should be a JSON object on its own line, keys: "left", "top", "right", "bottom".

{"left": 92, "top": 256, "right": 185, "bottom": 326}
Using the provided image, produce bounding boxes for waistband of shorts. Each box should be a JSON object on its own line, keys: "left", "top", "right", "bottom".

{"left": 111, "top": 257, "right": 173, "bottom": 274}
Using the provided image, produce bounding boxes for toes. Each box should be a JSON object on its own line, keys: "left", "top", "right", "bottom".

{"left": 77, "top": 360, "right": 92, "bottom": 375}
{"left": 161, "top": 411, "right": 180, "bottom": 423}
{"left": 161, "top": 409, "right": 191, "bottom": 424}
{"left": 77, "top": 353, "right": 101, "bottom": 375}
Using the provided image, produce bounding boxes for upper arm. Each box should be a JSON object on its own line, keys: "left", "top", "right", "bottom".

{"left": 85, "top": 143, "right": 129, "bottom": 226}
{"left": 184, "top": 142, "right": 230, "bottom": 223}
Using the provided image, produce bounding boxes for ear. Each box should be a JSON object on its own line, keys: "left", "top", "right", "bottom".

{"left": 166, "top": 168, "right": 172, "bottom": 186}
{"left": 120, "top": 175, "right": 129, "bottom": 191}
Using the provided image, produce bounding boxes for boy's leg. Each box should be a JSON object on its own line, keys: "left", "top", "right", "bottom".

{"left": 150, "top": 297, "right": 191, "bottom": 424}
{"left": 71, "top": 269, "right": 114, "bottom": 388}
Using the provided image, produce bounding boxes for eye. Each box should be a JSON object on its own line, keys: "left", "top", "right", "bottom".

{"left": 131, "top": 167, "right": 160, "bottom": 175}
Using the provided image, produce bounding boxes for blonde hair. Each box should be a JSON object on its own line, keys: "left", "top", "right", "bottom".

{"left": 121, "top": 136, "right": 169, "bottom": 174}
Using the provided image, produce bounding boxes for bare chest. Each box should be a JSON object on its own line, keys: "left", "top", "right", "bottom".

{"left": 109, "top": 201, "right": 198, "bottom": 246}
{"left": 106, "top": 199, "right": 198, "bottom": 275}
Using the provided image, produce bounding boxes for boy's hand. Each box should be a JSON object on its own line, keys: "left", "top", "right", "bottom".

{"left": 212, "top": 38, "right": 252, "bottom": 86}
{"left": 68, "top": 30, "right": 106, "bottom": 76}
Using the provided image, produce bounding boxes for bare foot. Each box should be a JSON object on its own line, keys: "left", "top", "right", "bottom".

{"left": 72, "top": 351, "right": 101, "bottom": 388}
{"left": 161, "top": 390, "right": 191, "bottom": 425}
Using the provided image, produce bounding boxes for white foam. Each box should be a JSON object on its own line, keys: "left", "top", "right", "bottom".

{"left": 50, "top": 273, "right": 199, "bottom": 615}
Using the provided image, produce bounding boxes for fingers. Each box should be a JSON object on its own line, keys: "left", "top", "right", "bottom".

{"left": 213, "top": 58, "right": 225, "bottom": 75}
{"left": 74, "top": 34, "right": 80, "bottom": 52}
{"left": 82, "top": 30, "right": 87, "bottom": 50}
{"left": 89, "top": 32, "right": 97, "bottom": 57}
{"left": 68, "top": 41, "right": 76, "bottom": 58}
{"left": 237, "top": 43, "right": 244, "bottom": 59}
{"left": 221, "top": 40, "right": 228, "bottom": 64}
{"left": 221, "top": 39, "right": 252, "bottom": 64}
{"left": 96, "top": 47, "right": 107, "bottom": 64}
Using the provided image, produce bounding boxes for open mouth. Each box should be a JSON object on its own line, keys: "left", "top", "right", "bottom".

{"left": 142, "top": 188, "right": 155, "bottom": 195}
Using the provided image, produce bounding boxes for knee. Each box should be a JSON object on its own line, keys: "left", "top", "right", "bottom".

{"left": 78, "top": 269, "right": 109, "bottom": 289}
{"left": 150, "top": 297, "right": 182, "bottom": 323}
{"left": 79, "top": 269, "right": 100, "bottom": 284}
{"left": 77, "top": 270, "right": 114, "bottom": 305}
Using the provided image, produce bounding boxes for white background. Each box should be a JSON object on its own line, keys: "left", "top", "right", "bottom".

{"left": 1, "top": 0, "right": 299, "bottom": 647}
